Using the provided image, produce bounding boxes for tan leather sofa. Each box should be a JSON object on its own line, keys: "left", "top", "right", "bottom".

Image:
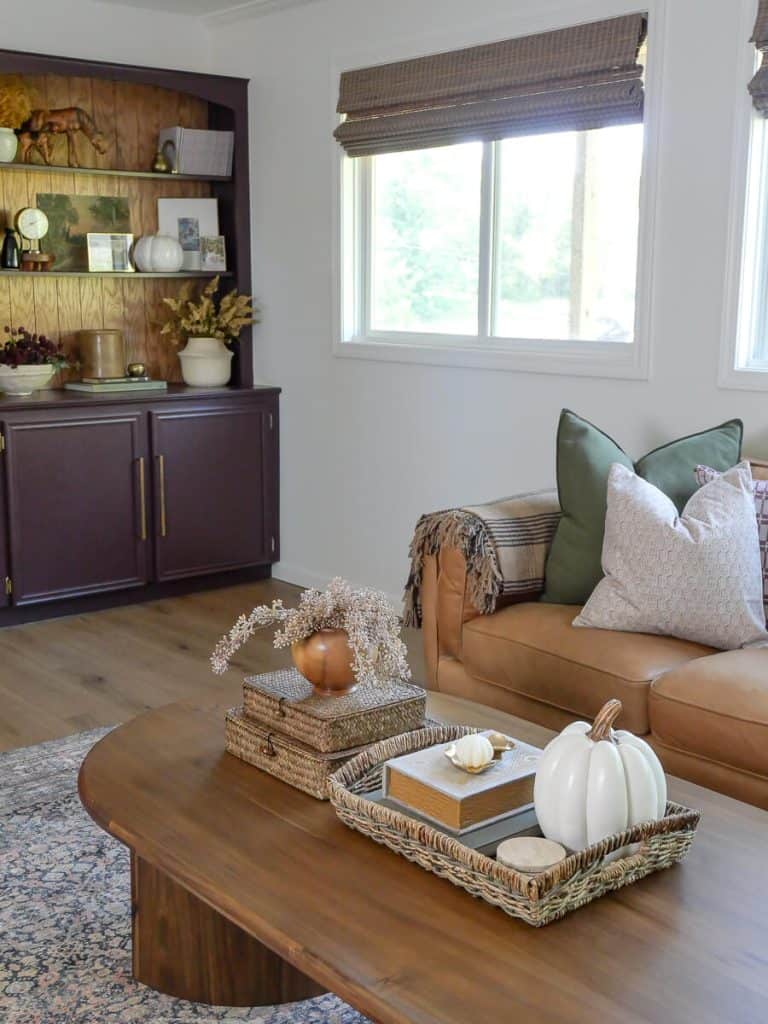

{"left": 419, "top": 462, "right": 768, "bottom": 810}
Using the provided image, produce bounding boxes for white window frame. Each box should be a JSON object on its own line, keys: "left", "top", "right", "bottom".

{"left": 331, "top": 4, "right": 666, "bottom": 380}
{"left": 720, "top": 0, "right": 768, "bottom": 391}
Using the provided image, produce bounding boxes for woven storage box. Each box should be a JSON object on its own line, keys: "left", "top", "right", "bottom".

{"left": 329, "top": 725, "right": 701, "bottom": 927}
{"left": 242, "top": 669, "right": 426, "bottom": 753}
{"left": 225, "top": 706, "right": 368, "bottom": 800}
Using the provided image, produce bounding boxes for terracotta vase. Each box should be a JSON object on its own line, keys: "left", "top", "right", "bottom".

{"left": 291, "top": 628, "right": 356, "bottom": 697}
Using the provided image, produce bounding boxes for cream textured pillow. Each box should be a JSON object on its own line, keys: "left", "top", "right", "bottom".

{"left": 573, "top": 461, "right": 768, "bottom": 650}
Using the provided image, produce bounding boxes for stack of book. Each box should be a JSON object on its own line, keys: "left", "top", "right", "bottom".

{"left": 65, "top": 376, "right": 167, "bottom": 394}
{"left": 380, "top": 731, "right": 542, "bottom": 853}
{"left": 159, "top": 126, "right": 234, "bottom": 177}
{"left": 224, "top": 668, "right": 428, "bottom": 800}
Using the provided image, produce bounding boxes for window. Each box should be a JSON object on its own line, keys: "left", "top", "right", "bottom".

{"left": 732, "top": 113, "right": 768, "bottom": 376}
{"left": 724, "top": 0, "right": 768, "bottom": 387}
{"left": 343, "top": 124, "right": 643, "bottom": 348}
{"left": 335, "top": 14, "right": 650, "bottom": 374}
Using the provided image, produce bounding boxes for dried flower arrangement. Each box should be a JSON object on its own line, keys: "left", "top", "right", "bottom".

{"left": 211, "top": 577, "right": 412, "bottom": 688}
{"left": 0, "top": 327, "right": 70, "bottom": 369}
{"left": 160, "top": 275, "right": 258, "bottom": 345}
{"left": 0, "top": 76, "right": 33, "bottom": 130}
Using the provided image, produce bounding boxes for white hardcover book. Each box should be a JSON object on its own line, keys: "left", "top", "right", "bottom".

{"left": 382, "top": 732, "right": 542, "bottom": 831}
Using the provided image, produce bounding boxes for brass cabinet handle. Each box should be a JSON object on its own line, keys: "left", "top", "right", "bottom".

{"left": 157, "top": 454, "right": 167, "bottom": 538}
{"left": 138, "top": 457, "right": 147, "bottom": 541}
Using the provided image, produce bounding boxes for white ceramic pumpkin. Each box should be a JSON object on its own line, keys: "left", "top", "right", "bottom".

{"left": 533, "top": 699, "right": 666, "bottom": 851}
{"left": 133, "top": 234, "right": 183, "bottom": 273}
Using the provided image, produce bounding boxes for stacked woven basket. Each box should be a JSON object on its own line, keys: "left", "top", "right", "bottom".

{"left": 225, "top": 668, "right": 428, "bottom": 799}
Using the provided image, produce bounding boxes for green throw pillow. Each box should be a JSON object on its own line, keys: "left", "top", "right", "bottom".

{"left": 541, "top": 410, "right": 743, "bottom": 605}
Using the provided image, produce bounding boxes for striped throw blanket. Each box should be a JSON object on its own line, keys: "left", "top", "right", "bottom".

{"left": 403, "top": 490, "right": 561, "bottom": 627}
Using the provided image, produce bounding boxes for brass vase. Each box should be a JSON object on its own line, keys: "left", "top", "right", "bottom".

{"left": 291, "top": 629, "right": 356, "bottom": 697}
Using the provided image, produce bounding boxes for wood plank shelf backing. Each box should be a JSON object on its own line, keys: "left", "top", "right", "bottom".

{"left": 0, "top": 74, "right": 219, "bottom": 383}
{"left": 1, "top": 163, "right": 231, "bottom": 183}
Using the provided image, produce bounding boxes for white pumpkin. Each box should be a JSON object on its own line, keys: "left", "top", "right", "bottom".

{"left": 533, "top": 699, "right": 666, "bottom": 851}
{"left": 133, "top": 234, "right": 183, "bottom": 273}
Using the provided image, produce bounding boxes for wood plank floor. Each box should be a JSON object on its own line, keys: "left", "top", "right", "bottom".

{"left": 0, "top": 579, "right": 426, "bottom": 752}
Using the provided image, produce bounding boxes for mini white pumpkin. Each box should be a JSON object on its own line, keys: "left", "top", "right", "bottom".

{"left": 133, "top": 234, "right": 184, "bottom": 273}
{"left": 450, "top": 733, "right": 495, "bottom": 771}
{"left": 533, "top": 699, "right": 666, "bottom": 851}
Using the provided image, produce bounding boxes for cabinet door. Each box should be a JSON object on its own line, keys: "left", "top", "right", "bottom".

{"left": 151, "top": 404, "right": 276, "bottom": 582}
{"left": 5, "top": 411, "right": 150, "bottom": 605}
{"left": 0, "top": 449, "right": 10, "bottom": 609}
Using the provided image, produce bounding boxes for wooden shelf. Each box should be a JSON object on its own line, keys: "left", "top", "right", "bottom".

{"left": 0, "top": 161, "right": 232, "bottom": 183}
{"left": 0, "top": 270, "right": 232, "bottom": 279}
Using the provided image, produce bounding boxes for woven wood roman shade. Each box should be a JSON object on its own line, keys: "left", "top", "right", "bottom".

{"left": 334, "top": 14, "right": 647, "bottom": 157}
{"left": 751, "top": 1, "right": 768, "bottom": 113}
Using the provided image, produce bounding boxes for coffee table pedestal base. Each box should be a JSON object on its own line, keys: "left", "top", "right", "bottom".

{"left": 131, "top": 854, "right": 326, "bottom": 1006}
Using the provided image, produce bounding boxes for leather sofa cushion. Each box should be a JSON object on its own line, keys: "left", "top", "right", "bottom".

{"left": 650, "top": 650, "right": 768, "bottom": 776}
{"left": 462, "top": 603, "right": 713, "bottom": 734}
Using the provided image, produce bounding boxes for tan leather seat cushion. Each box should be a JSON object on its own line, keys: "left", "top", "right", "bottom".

{"left": 462, "top": 604, "right": 713, "bottom": 733}
{"left": 650, "top": 650, "right": 768, "bottom": 775}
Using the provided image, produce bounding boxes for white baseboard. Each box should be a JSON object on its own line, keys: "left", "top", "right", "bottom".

{"left": 273, "top": 562, "right": 402, "bottom": 610}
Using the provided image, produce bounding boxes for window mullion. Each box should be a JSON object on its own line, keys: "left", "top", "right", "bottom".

{"left": 477, "top": 141, "right": 495, "bottom": 340}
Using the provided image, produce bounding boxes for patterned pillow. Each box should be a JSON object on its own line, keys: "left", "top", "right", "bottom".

{"left": 573, "top": 462, "right": 767, "bottom": 650}
{"left": 697, "top": 464, "right": 768, "bottom": 617}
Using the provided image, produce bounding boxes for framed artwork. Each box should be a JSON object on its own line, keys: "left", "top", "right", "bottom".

{"left": 157, "top": 197, "right": 219, "bottom": 271}
{"left": 87, "top": 233, "right": 134, "bottom": 272}
{"left": 37, "top": 193, "right": 131, "bottom": 271}
{"left": 200, "top": 235, "right": 226, "bottom": 272}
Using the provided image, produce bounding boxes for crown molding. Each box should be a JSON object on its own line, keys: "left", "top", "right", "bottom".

{"left": 203, "top": 0, "right": 322, "bottom": 26}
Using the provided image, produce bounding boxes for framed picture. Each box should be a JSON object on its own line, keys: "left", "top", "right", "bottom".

{"left": 157, "top": 198, "right": 219, "bottom": 271}
{"left": 87, "top": 233, "right": 134, "bottom": 273}
{"left": 37, "top": 193, "right": 131, "bottom": 271}
{"left": 200, "top": 235, "right": 226, "bottom": 272}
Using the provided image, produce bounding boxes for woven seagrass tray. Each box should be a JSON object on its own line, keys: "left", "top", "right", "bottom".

{"left": 242, "top": 669, "right": 426, "bottom": 753}
{"left": 329, "top": 725, "right": 701, "bottom": 927}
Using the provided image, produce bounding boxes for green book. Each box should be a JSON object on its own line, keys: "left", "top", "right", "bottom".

{"left": 65, "top": 380, "right": 168, "bottom": 393}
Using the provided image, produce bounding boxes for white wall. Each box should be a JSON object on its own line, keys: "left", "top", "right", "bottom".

{"left": 205, "top": 0, "right": 768, "bottom": 600}
{"left": 3, "top": 0, "right": 209, "bottom": 73}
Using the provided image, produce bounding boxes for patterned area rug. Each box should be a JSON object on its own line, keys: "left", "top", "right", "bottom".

{"left": 0, "top": 729, "right": 368, "bottom": 1024}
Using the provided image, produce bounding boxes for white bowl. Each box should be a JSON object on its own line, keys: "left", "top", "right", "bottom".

{"left": 0, "top": 364, "right": 56, "bottom": 396}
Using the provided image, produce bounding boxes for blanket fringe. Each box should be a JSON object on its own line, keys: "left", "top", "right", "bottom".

{"left": 402, "top": 509, "right": 502, "bottom": 628}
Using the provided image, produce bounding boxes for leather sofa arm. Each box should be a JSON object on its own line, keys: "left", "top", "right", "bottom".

{"left": 404, "top": 491, "right": 560, "bottom": 689}
{"left": 419, "top": 547, "right": 478, "bottom": 689}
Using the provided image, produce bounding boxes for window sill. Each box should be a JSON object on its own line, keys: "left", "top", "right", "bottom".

{"left": 718, "top": 363, "right": 768, "bottom": 391}
{"left": 333, "top": 334, "right": 649, "bottom": 380}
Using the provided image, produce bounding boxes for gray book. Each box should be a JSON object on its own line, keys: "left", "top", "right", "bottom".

{"left": 371, "top": 790, "right": 539, "bottom": 853}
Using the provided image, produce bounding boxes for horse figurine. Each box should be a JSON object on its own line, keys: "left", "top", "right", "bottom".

{"left": 19, "top": 107, "right": 108, "bottom": 168}
{"left": 15, "top": 128, "right": 53, "bottom": 166}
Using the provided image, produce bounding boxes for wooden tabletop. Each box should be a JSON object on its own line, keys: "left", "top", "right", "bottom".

{"left": 79, "top": 694, "right": 768, "bottom": 1024}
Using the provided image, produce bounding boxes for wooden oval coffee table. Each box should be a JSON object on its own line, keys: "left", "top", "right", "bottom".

{"left": 79, "top": 694, "right": 768, "bottom": 1023}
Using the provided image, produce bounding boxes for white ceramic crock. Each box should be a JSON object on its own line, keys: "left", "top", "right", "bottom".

{"left": 0, "top": 128, "right": 18, "bottom": 163}
{"left": 0, "top": 364, "right": 56, "bottom": 396}
{"left": 178, "top": 337, "right": 233, "bottom": 387}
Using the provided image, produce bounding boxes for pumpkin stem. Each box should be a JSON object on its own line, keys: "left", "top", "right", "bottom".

{"left": 587, "top": 699, "right": 623, "bottom": 742}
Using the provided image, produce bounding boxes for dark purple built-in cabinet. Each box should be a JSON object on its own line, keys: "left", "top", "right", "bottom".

{"left": 0, "top": 386, "right": 280, "bottom": 622}
{"left": 0, "top": 51, "right": 280, "bottom": 624}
